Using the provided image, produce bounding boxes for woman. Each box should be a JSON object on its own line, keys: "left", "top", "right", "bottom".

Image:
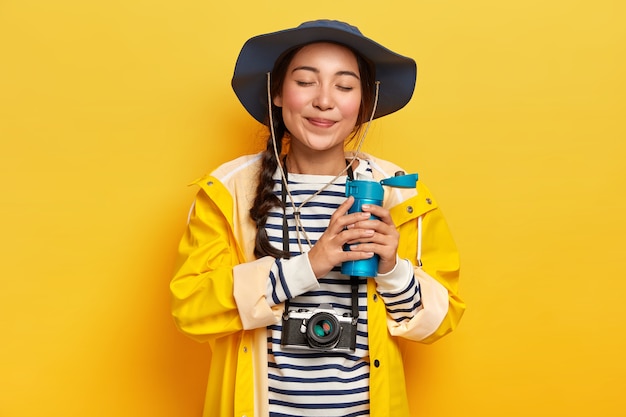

{"left": 171, "top": 20, "right": 465, "bottom": 417}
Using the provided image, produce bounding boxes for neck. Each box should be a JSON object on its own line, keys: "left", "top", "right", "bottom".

{"left": 286, "top": 148, "right": 348, "bottom": 175}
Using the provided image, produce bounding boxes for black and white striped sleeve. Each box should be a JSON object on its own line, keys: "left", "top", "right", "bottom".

{"left": 266, "top": 253, "right": 320, "bottom": 307}
{"left": 375, "top": 257, "right": 423, "bottom": 322}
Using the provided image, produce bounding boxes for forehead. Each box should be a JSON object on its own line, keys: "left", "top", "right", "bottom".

{"left": 288, "top": 42, "right": 359, "bottom": 70}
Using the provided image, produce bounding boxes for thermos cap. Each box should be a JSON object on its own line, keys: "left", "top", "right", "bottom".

{"left": 380, "top": 173, "right": 418, "bottom": 188}
{"left": 345, "top": 180, "right": 384, "bottom": 200}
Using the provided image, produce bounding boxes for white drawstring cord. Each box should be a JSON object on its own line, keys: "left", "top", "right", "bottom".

{"left": 417, "top": 215, "right": 423, "bottom": 267}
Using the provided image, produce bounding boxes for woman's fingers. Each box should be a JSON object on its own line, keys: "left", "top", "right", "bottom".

{"left": 345, "top": 204, "right": 399, "bottom": 274}
{"left": 309, "top": 200, "right": 400, "bottom": 277}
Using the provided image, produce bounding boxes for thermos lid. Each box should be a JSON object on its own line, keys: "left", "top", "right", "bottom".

{"left": 380, "top": 173, "right": 418, "bottom": 188}
{"left": 345, "top": 173, "right": 418, "bottom": 201}
{"left": 345, "top": 179, "right": 384, "bottom": 200}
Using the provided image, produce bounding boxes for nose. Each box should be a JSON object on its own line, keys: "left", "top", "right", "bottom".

{"left": 312, "top": 85, "right": 334, "bottom": 111}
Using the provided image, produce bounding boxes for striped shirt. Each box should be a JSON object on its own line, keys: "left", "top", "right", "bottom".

{"left": 265, "top": 159, "right": 422, "bottom": 417}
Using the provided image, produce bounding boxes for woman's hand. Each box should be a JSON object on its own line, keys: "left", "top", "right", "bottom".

{"left": 307, "top": 196, "right": 376, "bottom": 278}
{"left": 307, "top": 197, "right": 399, "bottom": 278}
{"left": 346, "top": 203, "right": 399, "bottom": 275}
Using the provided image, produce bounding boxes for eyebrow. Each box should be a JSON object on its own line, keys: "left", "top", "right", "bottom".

{"left": 291, "top": 66, "right": 360, "bottom": 79}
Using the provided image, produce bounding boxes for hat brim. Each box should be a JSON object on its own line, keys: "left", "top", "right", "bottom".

{"left": 231, "top": 22, "right": 417, "bottom": 124}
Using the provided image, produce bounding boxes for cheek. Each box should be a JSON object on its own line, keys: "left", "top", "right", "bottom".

{"left": 341, "top": 97, "right": 362, "bottom": 120}
{"left": 280, "top": 86, "right": 307, "bottom": 113}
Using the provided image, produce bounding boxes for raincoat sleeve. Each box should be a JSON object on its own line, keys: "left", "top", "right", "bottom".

{"left": 388, "top": 182, "right": 465, "bottom": 344}
{"left": 172, "top": 172, "right": 319, "bottom": 344}
{"left": 170, "top": 186, "right": 247, "bottom": 343}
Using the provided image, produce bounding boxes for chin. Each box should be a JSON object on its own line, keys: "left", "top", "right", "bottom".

{"left": 294, "top": 133, "right": 348, "bottom": 151}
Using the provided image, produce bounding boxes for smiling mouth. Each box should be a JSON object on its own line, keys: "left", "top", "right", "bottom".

{"left": 307, "top": 118, "right": 336, "bottom": 128}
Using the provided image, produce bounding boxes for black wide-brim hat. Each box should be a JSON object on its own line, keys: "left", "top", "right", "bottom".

{"left": 231, "top": 19, "right": 417, "bottom": 125}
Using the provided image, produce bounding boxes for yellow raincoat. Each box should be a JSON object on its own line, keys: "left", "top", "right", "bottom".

{"left": 171, "top": 152, "right": 465, "bottom": 417}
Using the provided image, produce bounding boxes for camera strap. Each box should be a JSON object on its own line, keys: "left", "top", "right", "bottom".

{"left": 281, "top": 159, "right": 360, "bottom": 323}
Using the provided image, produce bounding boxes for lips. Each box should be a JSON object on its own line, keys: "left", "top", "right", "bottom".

{"left": 306, "top": 117, "right": 336, "bottom": 128}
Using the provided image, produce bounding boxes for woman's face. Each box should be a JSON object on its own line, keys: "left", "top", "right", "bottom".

{"left": 273, "top": 42, "right": 362, "bottom": 155}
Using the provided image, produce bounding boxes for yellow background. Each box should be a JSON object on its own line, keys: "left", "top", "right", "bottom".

{"left": 1, "top": 0, "right": 624, "bottom": 416}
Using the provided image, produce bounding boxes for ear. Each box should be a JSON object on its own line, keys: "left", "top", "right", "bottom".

{"left": 273, "top": 95, "right": 283, "bottom": 107}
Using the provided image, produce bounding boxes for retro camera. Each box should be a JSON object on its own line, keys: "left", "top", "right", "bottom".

{"left": 281, "top": 303, "right": 357, "bottom": 352}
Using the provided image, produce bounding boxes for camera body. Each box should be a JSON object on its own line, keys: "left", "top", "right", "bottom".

{"left": 341, "top": 172, "right": 418, "bottom": 277}
{"left": 281, "top": 303, "right": 357, "bottom": 352}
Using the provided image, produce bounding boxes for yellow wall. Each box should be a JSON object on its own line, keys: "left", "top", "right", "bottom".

{"left": 1, "top": 1, "right": 624, "bottom": 416}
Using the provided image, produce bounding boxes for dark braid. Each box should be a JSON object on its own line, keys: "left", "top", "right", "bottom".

{"left": 249, "top": 47, "right": 300, "bottom": 260}
{"left": 249, "top": 111, "right": 290, "bottom": 259}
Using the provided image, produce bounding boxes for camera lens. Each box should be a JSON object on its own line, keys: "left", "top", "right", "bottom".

{"left": 306, "top": 312, "right": 341, "bottom": 349}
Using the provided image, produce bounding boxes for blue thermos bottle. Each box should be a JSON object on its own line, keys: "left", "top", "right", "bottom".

{"left": 341, "top": 173, "right": 418, "bottom": 277}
